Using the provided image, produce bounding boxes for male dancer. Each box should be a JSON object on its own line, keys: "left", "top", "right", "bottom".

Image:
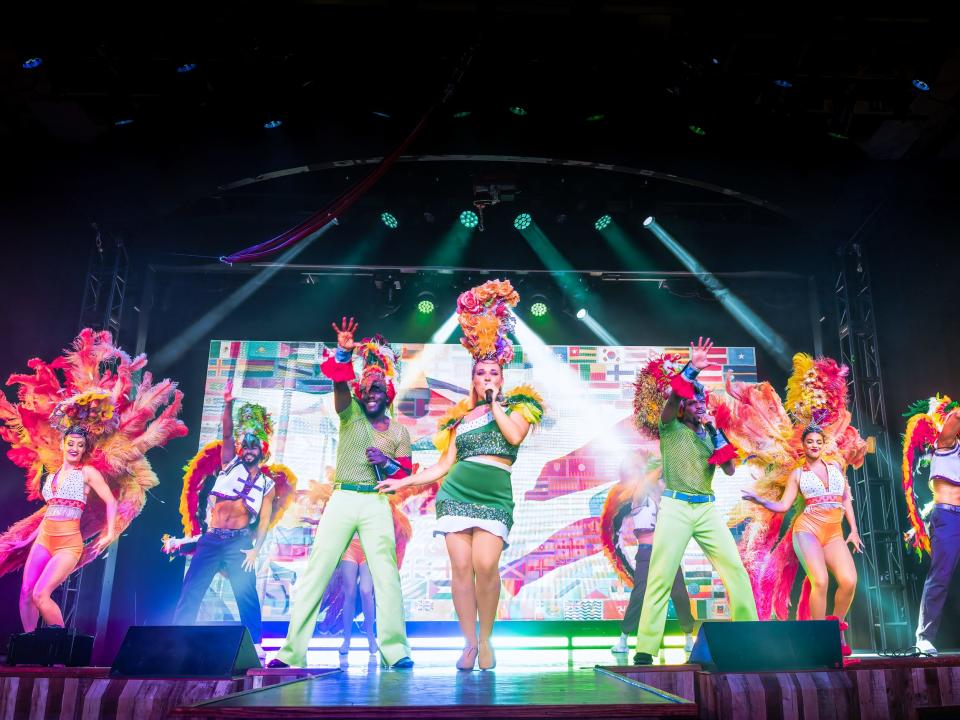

{"left": 167, "top": 382, "right": 276, "bottom": 655}
{"left": 269, "top": 319, "right": 414, "bottom": 668}
{"left": 916, "top": 405, "right": 960, "bottom": 656}
{"left": 633, "top": 337, "right": 758, "bottom": 665}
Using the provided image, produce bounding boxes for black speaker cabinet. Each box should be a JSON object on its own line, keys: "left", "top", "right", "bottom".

{"left": 688, "top": 619, "right": 843, "bottom": 672}
{"left": 109, "top": 625, "right": 261, "bottom": 678}
{"left": 6, "top": 627, "right": 94, "bottom": 666}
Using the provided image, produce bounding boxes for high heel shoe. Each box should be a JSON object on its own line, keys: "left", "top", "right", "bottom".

{"left": 456, "top": 646, "right": 478, "bottom": 671}
{"left": 478, "top": 641, "right": 496, "bottom": 671}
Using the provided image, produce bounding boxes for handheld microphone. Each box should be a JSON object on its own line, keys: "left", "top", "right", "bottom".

{"left": 485, "top": 389, "right": 493, "bottom": 404}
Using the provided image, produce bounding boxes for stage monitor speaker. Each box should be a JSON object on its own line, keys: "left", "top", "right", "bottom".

{"left": 6, "top": 627, "right": 94, "bottom": 667}
{"left": 688, "top": 620, "right": 842, "bottom": 672}
{"left": 110, "top": 625, "right": 262, "bottom": 678}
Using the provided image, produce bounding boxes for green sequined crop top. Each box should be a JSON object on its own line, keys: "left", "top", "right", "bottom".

{"left": 454, "top": 409, "right": 519, "bottom": 463}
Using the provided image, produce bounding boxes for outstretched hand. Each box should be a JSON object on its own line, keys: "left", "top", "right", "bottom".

{"left": 94, "top": 531, "right": 117, "bottom": 555}
{"left": 846, "top": 530, "right": 864, "bottom": 554}
{"left": 331, "top": 317, "right": 359, "bottom": 351}
{"left": 376, "top": 477, "right": 408, "bottom": 494}
{"left": 741, "top": 490, "right": 765, "bottom": 507}
{"left": 223, "top": 379, "right": 234, "bottom": 404}
{"left": 689, "top": 336, "right": 714, "bottom": 371}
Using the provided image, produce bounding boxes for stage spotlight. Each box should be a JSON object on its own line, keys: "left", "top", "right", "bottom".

{"left": 22, "top": 57, "right": 42, "bottom": 70}
{"left": 529, "top": 294, "right": 549, "bottom": 318}
{"left": 372, "top": 111, "right": 391, "bottom": 119}
{"left": 263, "top": 119, "right": 283, "bottom": 129}
{"left": 114, "top": 118, "right": 134, "bottom": 126}
{"left": 912, "top": 79, "right": 930, "bottom": 92}
{"left": 451, "top": 110, "right": 472, "bottom": 119}
{"left": 514, "top": 213, "right": 533, "bottom": 231}
{"left": 773, "top": 79, "right": 793, "bottom": 88}
{"left": 417, "top": 292, "right": 436, "bottom": 315}
{"left": 585, "top": 114, "right": 606, "bottom": 122}
{"left": 576, "top": 308, "right": 587, "bottom": 319}
{"left": 642, "top": 216, "right": 792, "bottom": 370}
{"left": 380, "top": 212, "right": 399, "bottom": 229}
{"left": 688, "top": 124, "right": 706, "bottom": 136}
{"left": 594, "top": 214, "right": 612, "bottom": 231}
{"left": 508, "top": 106, "right": 529, "bottom": 116}
{"left": 177, "top": 62, "right": 197, "bottom": 73}
{"left": 459, "top": 210, "right": 479, "bottom": 229}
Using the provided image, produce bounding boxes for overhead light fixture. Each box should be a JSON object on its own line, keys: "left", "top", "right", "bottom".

{"left": 912, "top": 79, "right": 930, "bottom": 92}
{"left": 372, "top": 111, "right": 391, "bottom": 119}
{"left": 585, "top": 114, "right": 606, "bottom": 122}
{"left": 417, "top": 291, "right": 436, "bottom": 315}
{"left": 451, "top": 110, "right": 472, "bottom": 119}
{"left": 263, "top": 119, "right": 283, "bottom": 129}
{"left": 594, "top": 214, "right": 612, "bottom": 231}
{"left": 114, "top": 118, "right": 134, "bottom": 126}
{"left": 176, "top": 62, "right": 197, "bottom": 73}
{"left": 508, "top": 106, "right": 529, "bottom": 116}
{"left": 459, "top": 210, "right": 479, "bottom": 229}
{"left": 576, "top": 308, "right": 588, "bottom": 319}
{"left": 21, "top": 57, "right": 42, "bottom": 70}
{"left": 529, "top": 294, "right": 549, "bottom": 318}
{"left": 513, "top": 213, "right": 532, "bottom": 231}
{"left": 688, "top": 124, "right": 706, "bottom": 136}
{"left": 773, "top": 79, "right": 793, "bottom": 88}
{"left": 380, "top": 212, "right": 399, "bottom": 229}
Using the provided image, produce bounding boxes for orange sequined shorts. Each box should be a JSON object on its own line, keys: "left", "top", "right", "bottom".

{"left": 36, "top": 518, "right": 83, "bottom": 562}
{"left": 793, "top": 505, "right": 844, "bottom": 547}
{"left": 341, "top": 537, "right": 367, "bottom": 565}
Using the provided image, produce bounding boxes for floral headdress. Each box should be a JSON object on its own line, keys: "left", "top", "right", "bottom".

{"left": 456, "top": 279, "right": 519, "bottom": 366}
{"left": 352, "top": 335, "right": 399, "bottom": 405}
{"left": 632, "top": 353, "right": 707, "bottom": 438}
{"left": 234, "top": 402, "right": 273, "bottom": 459}
{"left": 50, "top": 389, "right": 119, "bottom": 437}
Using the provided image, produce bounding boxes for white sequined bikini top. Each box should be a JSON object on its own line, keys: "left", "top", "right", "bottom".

{"left": 798, "top": 463, "right": 846, "bottom": 509}
{"left": 42, "top": 468, "right": 87, "bottom": 519}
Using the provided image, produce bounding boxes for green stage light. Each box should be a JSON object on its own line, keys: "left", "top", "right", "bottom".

{"left": 514, "top": 213, "right": 532, "bottom": 231}
{"left": 508, "top": 106, "right": 529, "bottom": 116}
{"left": 417, "top": 299, "right": 435, "bottom": 314}
{"left": 380, "top": 212, "right": 398, "bottom": 229}
{"left": 585, "top": 114, "right": 606, "bottom": 122}
{"left": 594, "top": 214, "right": 612, "bottom": 231}
{"left": 576, "top": 308, "right": 587, "bottom": 319}
{"left": 459, "top": 210, "right": 479, "bottom": 229}
{"left": 688, "top": 124, "right": 706, "bottom": 136}
{"left": 530, "top": 301, "right": 548, "bottom": 317}
{"left": 451, "top": 110, "right": 472, "bottom": 118}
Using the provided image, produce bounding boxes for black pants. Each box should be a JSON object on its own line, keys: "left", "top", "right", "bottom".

{"left": 173, "top": 528, "right": 262, "bottom": 643}
{"left": 621, "top": 543, "right": 695, "bottom": 635}
{"left": 917, "top": 506, "right": 960, "bottom": 643}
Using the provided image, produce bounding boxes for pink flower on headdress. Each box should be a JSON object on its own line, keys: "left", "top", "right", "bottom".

{"left": 457, "top": 290, "right": 481, "bottom": 315}
{"left": 500, "top": 344, "right": 515, "bottom": 365}
{"left": 494, "top": 301, "right": 507, "bottom": 318}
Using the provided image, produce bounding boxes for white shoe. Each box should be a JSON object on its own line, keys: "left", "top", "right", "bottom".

{"left": 611, "top": 637, "right": 629, "bottom": 654}
{"left": 253, "top": 643, "right": 266, "bottom": 663}
{"left": 684, "top": 633, "right": 696, "bottom": 653}
{"left": 917, "top": 638, "right": 938, "bottom": 656}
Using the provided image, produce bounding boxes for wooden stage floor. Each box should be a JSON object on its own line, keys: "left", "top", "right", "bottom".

{"left": 5, "top": 648, "right": 960, "bottom": 719}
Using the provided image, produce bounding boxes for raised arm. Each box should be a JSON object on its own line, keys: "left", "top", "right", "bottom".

{"left": 329, "top": 317, "right": 359, "bottom": 414}
{"left": 662, "top": 336, "right": 714, "bottom": 424}
{"left": 221, "top": 380, "right": 235, "bottom": 467}
{"left": 742, "top": 467, "right": 800, "bottom": 513}
{"left": 938, "top": 409, "right": 960, "bottom": 449}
